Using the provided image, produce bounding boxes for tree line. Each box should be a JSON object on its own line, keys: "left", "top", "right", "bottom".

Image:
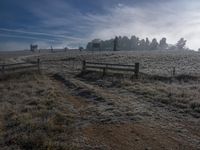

{"left": 86, "top": 35, "right": 189, "bottom": 51}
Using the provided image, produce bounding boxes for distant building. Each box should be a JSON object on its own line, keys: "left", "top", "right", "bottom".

{"left": 86, "top": 39, "right": 102, "bottom": 51}
{"left": 79, "top": 46, "right": 84, "bottom": 51}
{"left": 92, "top": 43, "right": 101, "bottom": 50}
{"left": 30, "top": 44, "right": 38, "bottom": 52}
{"left": 50, "top": 46, "right": 53, "bottom": 52}
{"left": 64, "top": 47, "right": 69, "bottom": 51}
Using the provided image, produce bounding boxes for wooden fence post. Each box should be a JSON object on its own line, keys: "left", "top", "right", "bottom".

{"left": 1, "top": 64, "right": 5, "bottom": 79}
{"left": 2, "top": 64, "right": 5, "bottom": 75}
{"left": 135, "top": 63, "right": 139, "bottom": 79}
{"left": 172, "top": 67, "right": 176, "bottom": 77}
{"left": 82, "top": 60, "right": 86, "bottom": 72}
{"left": 103, "top": 68, "right": 106, "bottom": 76}
{"left": 37, "top": 58, "right": 40, "bottom": 72}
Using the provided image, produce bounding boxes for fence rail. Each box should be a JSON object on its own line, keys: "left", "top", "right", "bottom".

{"left": 86, "top": 62, "right": 135, "bottom": 67}
{"left": 0, "top": 62, "right": 29, "bottom": 67}
{"left": 82, "top": 60, "right": 139, "bottom": 78}
{"left": 0, "top": 58, "right": 40, "bottom": 76}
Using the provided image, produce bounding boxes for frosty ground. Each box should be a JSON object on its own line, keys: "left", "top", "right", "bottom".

{"left": 0, "top": 50, "right": 200, "bottom": 150}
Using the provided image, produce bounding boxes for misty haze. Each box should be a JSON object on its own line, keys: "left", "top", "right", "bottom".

{"left": 0, "top": 0, "right": 200, "bottom": 150}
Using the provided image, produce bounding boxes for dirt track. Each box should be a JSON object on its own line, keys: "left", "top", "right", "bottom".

{"left": 52, "top": 72, "right": 200, "bottom": 150}
{"left": 1, "top": 51, "right": 200, "bottom": 149}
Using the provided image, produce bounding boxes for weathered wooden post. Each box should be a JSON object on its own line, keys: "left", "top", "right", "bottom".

{"left": 2, "top": 64, "right": 5, "bottom": 75}
{"left": 135, "top": 63, "right": 139, "bottom": 79}
{"left": 172, "top": 67, "right": 176, "bottom": 77}
{"left": 103, "top": 68, "right": 106, "bottom": 76}
{"left": 113, "top": 36, "right": 118, "bottom": 51}
{"left": 1, "top": 64, "right": 5, "bottom": 79}
{"left": 82, "top": 60, "right": 86, "bottom": 72}
{"left": 37, "top": 58, "right": 40, "bottom": 72}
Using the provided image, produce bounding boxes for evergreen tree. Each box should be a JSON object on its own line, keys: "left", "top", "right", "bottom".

{"left": 86, "top": 42, "right": 93, "bottom": 51}
{"left": 176, "top": 38, "right": 187, "bottom": 50}
{"left": 159, "top": 37, "right": 168, "bottom": 50}
{"left": 130, "top": 36, "right": 139, "bottom": 50}
{"left": 139, "top": 39, "right": 146, "bottom": 50}
{"left": 150, "top": 38, "right": 159, "bottom": 50}
{"left": 145, "top": 38, "right": 150, "bottom": 50}
{"left": 86, "top": 36, "right": 189, "bottom": 51}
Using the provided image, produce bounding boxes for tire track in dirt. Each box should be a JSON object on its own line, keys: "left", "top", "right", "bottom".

{"left": 51, "top": 73, "right": 200, "bottom": 149}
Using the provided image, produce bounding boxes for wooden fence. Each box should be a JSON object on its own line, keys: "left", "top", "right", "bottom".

{"left": 0, "top": 58, "right": 40, "bottom": 76}
{"left": 82, "top": 60, "right": 139, "bottom": 78}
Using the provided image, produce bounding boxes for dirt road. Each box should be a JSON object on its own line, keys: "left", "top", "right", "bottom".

{"left": 51, "top": 72, "right": 200, "bottom": 150}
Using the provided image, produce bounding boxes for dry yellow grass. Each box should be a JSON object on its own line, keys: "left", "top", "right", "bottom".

{"left": 0, "top": 73, "right": 76, "bottom": 150}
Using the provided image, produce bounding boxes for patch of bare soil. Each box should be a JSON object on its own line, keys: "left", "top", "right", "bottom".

{"left": 81, "top": 123, "right": 195, "bottom": 150}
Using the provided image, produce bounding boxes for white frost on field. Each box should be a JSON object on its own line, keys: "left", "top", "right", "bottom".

{"left": 3, "top": 50, "right": 200, "bottom": 77}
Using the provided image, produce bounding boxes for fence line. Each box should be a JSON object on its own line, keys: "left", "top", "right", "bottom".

{"left": 82, "top": 60, "right": 139, "bottom": 79}
{"left": 0, "top": 58, "right": 40, "bottom": 76}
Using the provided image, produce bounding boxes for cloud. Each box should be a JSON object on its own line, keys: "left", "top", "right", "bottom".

{"left": 0, "top": 28, "right": 84, "bottom": 41}
{"left": 1, "top": 0, "right": 200, "bottom": 51}
{"left": 0, "top": 33, "right": 56, "bottom": 42}
{"left": 85, "top": 0, "right": 200, "bottom": 50}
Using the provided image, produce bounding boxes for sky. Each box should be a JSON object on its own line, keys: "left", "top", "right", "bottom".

{"left": 0, "top": 0, "right": 200, "bottom": 51}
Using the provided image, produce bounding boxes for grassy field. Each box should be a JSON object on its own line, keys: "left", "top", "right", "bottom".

{"left": 0, "top": 50, "right": 200, "bottom": 149}
{"left": 0, "top": 73, "right": 77, "bottom": 149}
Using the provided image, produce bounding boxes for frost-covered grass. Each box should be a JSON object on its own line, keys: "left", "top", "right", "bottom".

{"left": 26, "top": 50, "right": 200, "bottom": 77}
{"left": 0, "top": 73, "right": 75, "bottom": 149}
{"left": 122, "top": 78, "right": 200, "bottom": 115}
{"left": 3, "top": 50, "right": 200, "bottom": 117}
{"left": 88, "top": 50, "right": 200, "bottom": 76}
{"left": 1, "top": 50, "right": 200, "bottom": 149}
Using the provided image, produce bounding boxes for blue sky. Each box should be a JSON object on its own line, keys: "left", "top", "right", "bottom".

{"left": 0, "top": 0, "right": 200, "bottom": 51}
